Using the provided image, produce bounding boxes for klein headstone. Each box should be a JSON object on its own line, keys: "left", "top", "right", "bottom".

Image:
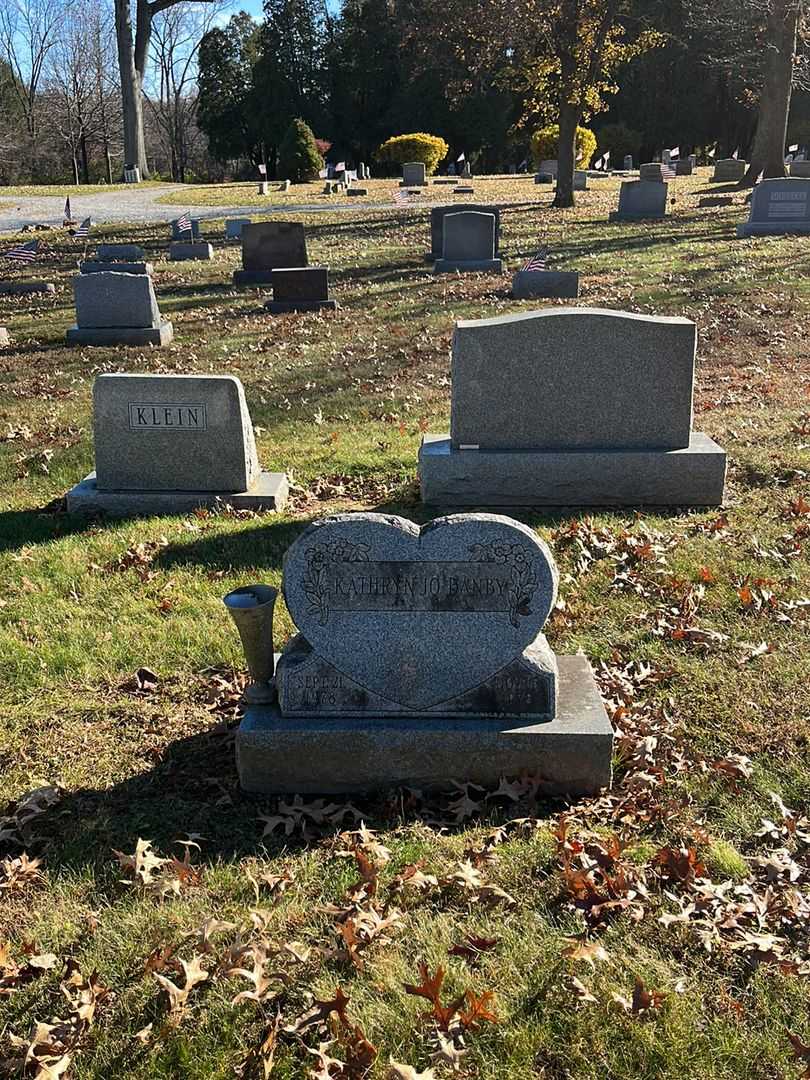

{"left": 66, "top": 373, "right": 288, "bottom": 514}
{"left": 234, "top": 511, "right": 613, "bottom": 795}
{"left": 737, "top": 178, "right": 810, "bottom": 236}
{"left": 609, "top": 180, "right": 668, "bottom": 222}
{"left": 265, "top": 267, "right": 337, "bottom": 314}
{"left": 401, "top": 162, "right": 427, "bottom": 187}
{"left": 233, "top": 222, "right": 308, "bottom": 285}
{"left": 711, "top": 158, "right": 746, "bottom": 182}
{"left": 419, "top": 307, "right": 726, "bottom": 507}
{"left": 434, "top": 211, "right": 502, "bottom": 274}
{"left": 66, "top": 272, "right": 173, "bottom": 347}
{"left": 427, "top": 204, "right": 501, "bottom": 261}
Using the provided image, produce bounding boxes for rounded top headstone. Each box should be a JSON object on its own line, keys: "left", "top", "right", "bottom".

{"left": 282, "top": 512, "right": 558, "bottom": 711}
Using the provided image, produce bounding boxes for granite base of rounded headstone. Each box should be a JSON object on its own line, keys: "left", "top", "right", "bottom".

{"left": 232, "top": 511, "right": 613, "bottom": 795}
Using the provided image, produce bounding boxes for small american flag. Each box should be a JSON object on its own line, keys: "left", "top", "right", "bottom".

{"left": 4, "top": 238, "right": 39, "bottom": 263}
{"left": 74, "top": 216, "right": 92, "bottom": 239}
{"left": 63, "top": 197, "right": 73, "bottom": 225}
{"left": 176, "top": 210, "right": 192, "bottom": 236}
{"left": 394, "top": 188, "right": 416, "bottom": 204}
{"left": 522, "top": 248, "right": 548, "bottom": 272}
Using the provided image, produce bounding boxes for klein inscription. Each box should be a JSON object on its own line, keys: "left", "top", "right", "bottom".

{"left": 128, "top": 402, "right": 207, "bottom": 431}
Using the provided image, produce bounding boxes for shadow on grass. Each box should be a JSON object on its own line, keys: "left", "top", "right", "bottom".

{"left": 0, "top": 504, "right": 112, "bottom": 553}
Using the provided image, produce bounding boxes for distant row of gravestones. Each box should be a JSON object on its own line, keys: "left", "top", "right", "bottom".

{"left": 66, "top": 304, "right": 726, "bottom": 517}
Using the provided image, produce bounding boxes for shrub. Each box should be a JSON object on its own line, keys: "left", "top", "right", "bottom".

{"left": 594, "top": 122, "right": 642, "bottom": 166}
{"left": 278, "top": 119, "right": 323, "bottom": 183}
{"left": 376, "top": 133, "right": 449, "bottom": 176}
{"left": 530, "top": 124, "right": 597, "bottom": 169}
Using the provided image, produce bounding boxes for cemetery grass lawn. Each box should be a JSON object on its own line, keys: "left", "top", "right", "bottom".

{"left": 0, "top": 169, "right": 809, "bottom": 1078}
{"left": 0, "top": 181, "right": 171, "bottom": 199}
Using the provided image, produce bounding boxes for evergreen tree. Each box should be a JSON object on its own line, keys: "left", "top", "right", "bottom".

{"left": 198, "top": 14, "right": 264, "bottom": 165}
{"left": 278, "top": 117, "right": 324, "bottom": 181}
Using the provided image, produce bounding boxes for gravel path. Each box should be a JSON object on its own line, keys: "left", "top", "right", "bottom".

{"left": 0, "top": 183, "right": 388, "bottom": 233}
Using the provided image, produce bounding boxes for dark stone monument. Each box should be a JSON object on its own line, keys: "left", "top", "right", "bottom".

{"left": 265, "top": 267, "right": 337, "bottom": 313}
{"left": 233, "top": 222, "right": 308, "bottom": 285}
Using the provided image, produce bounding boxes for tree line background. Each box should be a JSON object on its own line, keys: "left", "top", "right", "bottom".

{"left": 0, "top": 0, "right": 808, "bottom": 189}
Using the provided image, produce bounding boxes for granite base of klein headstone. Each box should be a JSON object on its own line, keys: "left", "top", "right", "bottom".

{"left": 711, "top": 159, "right": 746, "bottom": 182}
{"left": 400, "top": 162, "right": 428, "bottom": 187}
{"left": 66, "top": 271, "right": 173, "bottom": 347}
{"left": 225, "top": 218, "right": 251, "bottom": 240}
{"left": 233, "top": 222, "right": 308, "bottom": 285}
{"left": 0, "top": 280, "right": 55, "bottom": 296}
{"left": 169, "top": 241, "right": 213, "bottom": 261}
{"left": 737, "top": 177, "right": 810, "bottom": 236}
{"left": 419, "top": 307, "right": 726, "bottom": 507}
{"left": 434, "top": 211, "right": 502, "bottom": 274}
{"left": 66, "top": 373, "right": 288, "bottom": 515}
{"left": 232, "top": 511, "right": 613, "bottom": 795}
{"left": 512, "top": 268, "right": 579, "bottom": 299}
{"left": 427, "top": 204, "right": 501, "bottom": 262}
{"left": 264, "top": 267, "right": 337, "bottom": 313}
{"left": 609, "top": 180, "right": 668, "bottom": 221}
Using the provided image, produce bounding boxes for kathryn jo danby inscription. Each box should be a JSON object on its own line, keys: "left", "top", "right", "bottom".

{"left": 128, "top": 403, "right": 207, "bottom": 430}
{"left": 303, "top": 539, "right": 539, "bottom": 626}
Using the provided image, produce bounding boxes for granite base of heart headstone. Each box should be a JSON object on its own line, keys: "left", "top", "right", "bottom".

{"left": 230, "top": 512, "right": 613, "bottom": 795}
{"left": 434, "top": 211, "right": 502, "bottom": 274}
{"left": 737, "top": 177, "right": 810, "bottom": 236}
{"left": 419, "top": 307, "right": 726, "bottom": 507}
{"left": 512, "top": 269, "right": 580, "bottom": 299}
{"left": 169, "top": 241, "right": 214, "bottom": 261}
{"left": 609, "top": 180, "right": 668, "bottom": 221}
{"left": 0, "top": 280, "right": 55, "bottom": 296}
{"left": 264, "top": 267, "right": 337, "bottom": 313}
{"left": 66, "top": 271, "right": 173, "bottom": 347}
{"left": 66, "top": 373, "right": 288, "bottom": 515}
{"left": 233, "top": 222, "right": 308, "bottom": 285}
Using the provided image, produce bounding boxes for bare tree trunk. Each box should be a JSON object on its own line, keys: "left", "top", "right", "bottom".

{"left": 554, "top": 101, "right": 579, "bottom": 208}
{"left": 740, "top": 0, "right": 799, "bottom": 187}
{"left": 115, "top": 0, "right": 148, "bottom": 177}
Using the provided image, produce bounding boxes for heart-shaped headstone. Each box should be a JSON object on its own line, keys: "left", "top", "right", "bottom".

{"left": 282, "top": 512, "right": 558, "bottom": 711}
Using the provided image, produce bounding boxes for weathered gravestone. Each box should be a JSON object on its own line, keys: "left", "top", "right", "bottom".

{"left": 169, "top": 240, "right": 214, "bottom": 261}
{"left": 231, "top": 511, "right": 613, "bottom": 795}
{"left": 66, "top": 272, "right": 173, "bottom": 347}
{"left": 609, "top": 180, "right": 668, "bottom": 221}
{"left": 82, "top": 243, "right": 151, "bottom": 276}
{"left": 233, "top": 222, "right": 308, "bottom": 285}
{"left": 265, "top": 267, "right": 337, "bottom": 313}
{"left": 624, "top": 154, "right": 634, "bottom": 170}
{"left": 225, "top": 218, "right": 251, "bottom": 240}
{"left": 434, "top": 212, "right": 502, "bottom": 274}
{"left": 539, "top": 159, "right": 558, "bottom": 178}
{"left": 711, "top": 158, "right": 746, "bottom": 182}
{"left": 66, "top": 373, "right": 288, "bottom": 514}
{"left": 401, "top": 162, "right": 427, "bottom": 187}
{"left": 675, "top": 159, "right": 693, "bottom": 176}
{"left": 427, "top": 204, "right": 501, "bottom": 261}
{"left": 419, "top": 308, "right": 726, "bottom": 507}
{"left": 790, "top": 161, "right": 810, "bottom": 178}
{"left": 512, "top": 265, "right": 579, "bottom": 300}
{"left": 737, "top": 178, "right": 810, "bottom": 236}
{"left": 639, "top": 162, "right": 667, "bottom": 182}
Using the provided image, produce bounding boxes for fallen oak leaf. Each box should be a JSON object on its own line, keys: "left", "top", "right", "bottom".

{"left": 569, "top": 976, "right": 598, "bottom": 1004}
{"left": 561, "top": 938, "right": 610, "bottom": 968}
{"left": 448, "top": 935, "right": 499, "bottom": 965}
{"left": 285, "top": 986, "right": 351, "bottom": 1034}
{"left": 387, "top": 1062, "right": 437, "bottom": 1080}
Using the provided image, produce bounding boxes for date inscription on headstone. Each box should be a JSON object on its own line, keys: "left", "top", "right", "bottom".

{"left": 128, "top": 403, "right": 207, "bottom": 431}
